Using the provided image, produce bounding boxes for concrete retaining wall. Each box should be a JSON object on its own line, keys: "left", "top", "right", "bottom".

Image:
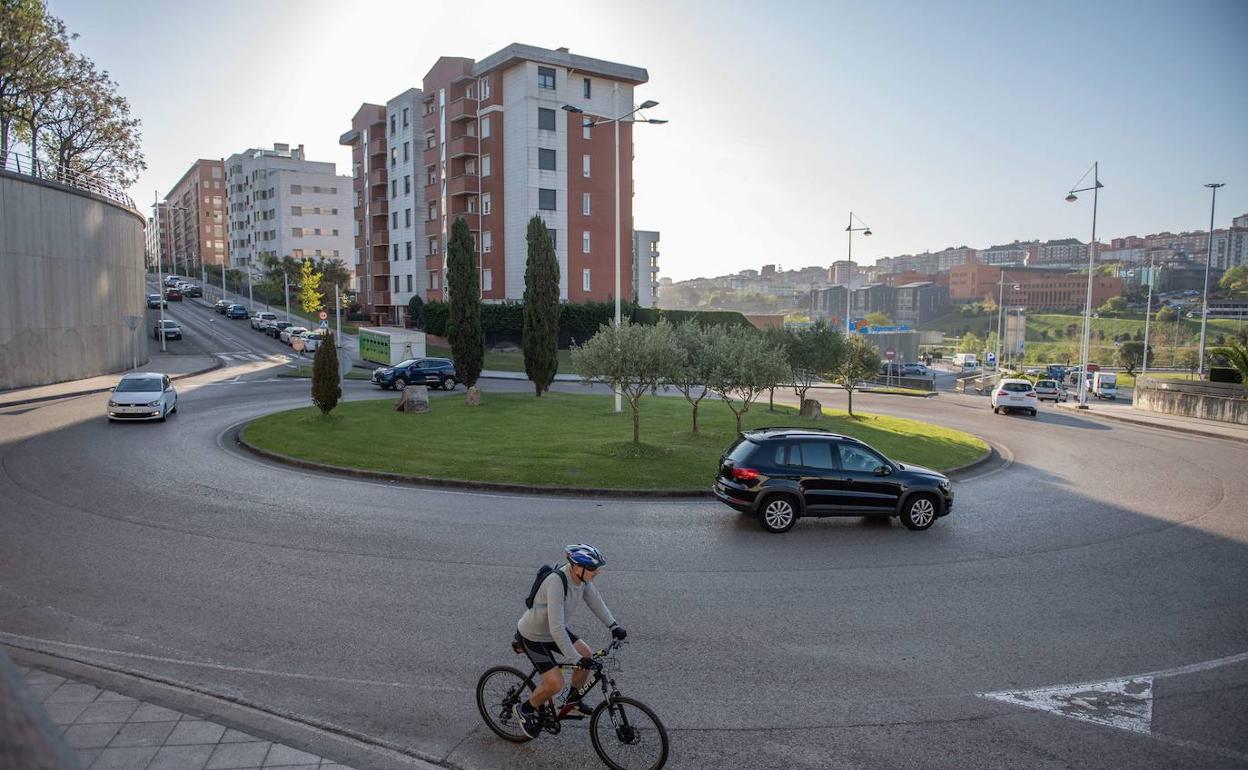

{"left": 0, "top": 171, "right": 147, "bottom": 390}
{"left": 1133, "top": 377, "right": 1248, "bottom": 425}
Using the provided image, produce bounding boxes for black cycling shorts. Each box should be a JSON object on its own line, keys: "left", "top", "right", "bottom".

{"left": 520, "top": 629, "right": 580, "bottom": 673}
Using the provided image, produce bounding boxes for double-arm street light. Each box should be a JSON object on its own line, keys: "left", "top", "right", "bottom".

{"left": 1065, "top": 162, "right": 1104, "bottom": 409}
{"left": 844, "top": 212, "right": 872, "bottom": 335}
{"left": 563, "top": 92, "right": 667, "bottom": 414}
{"left": 1197, "top": 182, "right": 1225, "bottom": 378}
{"left": 151, "top": 197, "right": 193, "bottom": 352}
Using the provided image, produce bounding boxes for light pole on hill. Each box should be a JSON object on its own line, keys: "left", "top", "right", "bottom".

{"left": 1065, "top": 162, "right": 1104, "bottom": 409}
{"left": 1197, "top": 182, "right": 1225, "bottom": 378}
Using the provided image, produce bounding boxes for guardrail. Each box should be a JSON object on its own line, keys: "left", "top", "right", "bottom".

{"left": 1, "top": 150, "right": 137, "bottom": 210}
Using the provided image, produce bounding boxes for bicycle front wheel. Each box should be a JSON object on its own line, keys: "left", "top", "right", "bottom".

{"left": 476, "top": 665, "right": 536, "bottom": 743}
{"left": 589, "top": 695, "right": 669, "bottom": 770}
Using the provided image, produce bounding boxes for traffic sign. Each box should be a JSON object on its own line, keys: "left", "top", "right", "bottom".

{"left": 318, "top": 311, "right": 328, "bottom": 320}
{"left": 319, "top": 320, "right": 329, "bottom": 330}
{"left": 985, "top": 351, "right": 998, "bottom": 365}
{"left": 884, "top": 349, "right": 895, "bottom": 360}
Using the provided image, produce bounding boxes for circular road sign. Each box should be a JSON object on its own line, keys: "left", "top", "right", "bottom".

{"left": 318, "top": 311, "right": 328, "bottom": 320}
{"left": 884, "top": 348, "right": 895, "bottom": 360}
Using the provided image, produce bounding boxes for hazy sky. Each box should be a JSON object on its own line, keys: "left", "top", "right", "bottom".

{"left": 49, "top": 0, "right": 1248, "bottom": 282}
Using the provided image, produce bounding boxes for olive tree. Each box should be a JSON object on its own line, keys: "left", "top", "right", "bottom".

{"left": 707, "top": 326, "right": 789, "bottom": 434}
{"left": 666, "top": 320, "right": 724, "bottom": 433}
{"left": 572, "top": 319, "right": 682, "bottom": 443}
{"left": 833, "top": 336, "right": 881, "bottom": 417}
{"left": 782, "top": 321, "right": 846, "bottom": 409}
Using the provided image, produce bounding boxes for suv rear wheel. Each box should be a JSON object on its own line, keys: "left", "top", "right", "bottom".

{"left": 759, "top": 494, "right": 799, "bottom": 534}
{"left": 901, "top": 494, "right": 938, "bottom": 531}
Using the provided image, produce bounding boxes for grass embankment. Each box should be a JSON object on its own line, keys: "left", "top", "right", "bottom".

{"left": 243, "top": 392, "right": 986, "bottom": 489}
{"left": 426, "top": 344, "right": 575, "bottom": 373}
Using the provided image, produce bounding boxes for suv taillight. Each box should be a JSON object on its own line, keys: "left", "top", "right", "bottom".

{"left": 731, "top": 467, "right": 760, "bottom": 483}
{"left": 996, "top": 390, "right": 1008, "bottom": 397}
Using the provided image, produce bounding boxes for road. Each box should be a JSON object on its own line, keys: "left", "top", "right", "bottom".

{"left": 2, "top": 300, "right": 1246, "bottom": 769}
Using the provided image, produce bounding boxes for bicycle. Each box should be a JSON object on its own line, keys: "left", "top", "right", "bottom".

{"left": 475, "top": 638, "right": 669, "bottom": 770}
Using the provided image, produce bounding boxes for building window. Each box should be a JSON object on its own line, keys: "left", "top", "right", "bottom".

{"left": 583, "top": 77, "right": 592, "bottom": 99}
{"left": 482, "top": 230, "right": 493, "bottom": 253}
{"left": 483, "top": 268, "right": 493, "bottom": 292}
{"left": 538, "top": 107, "right": 556, "bottom": 131}
{"left": 582, "top": 193, "right": 590, "bottom": 215}
{"left": 391, "top": 179, "right": 398, "bottom": 198}
{"left": 403, "top": 141, "right": 410, "bottom": 162}
{"left": 482, "top": 154, "right": 491, "bottom": 177}
{"left": 405, "top": 208, "right": 412, "bottom": 227}
{"left": 583, "top": 123, "right": 591, "bottom": 140}
{"left": 583, "top": 268, "right": 591, "bottom": 292}
{"left": 583, "top": 231, "right": 590, "bottom": 253}
{"left": 538, "top": 66, "right": 556, "bottom": 90}
{"left": 539, "top": 188, "right": 556, "bottom": 211}
{"left": 290, "top": 184, "right": 301, "bottom": 194}
{"left": 428, "top": 238, "right": 438, "bottom": 256}
{"left": 479, "top": 77, "right": 491, "bottom": 100}
{"left": 539, "top": 148, "right": 556, "bottom": 171}
{"left": 481, "top": 115, "right": 491, "bottom": 138}
{"left": 406, "top": 241, "right": 412, "bottom": 260}
{"left": 390, "top": 114, "right": 396, "bottom": 135}
{"left": 292, "top": 249, "right": 304, "bottom": 259}
{"left": 550, "top": 230, "right": 557, "bottom": 249}
{"left": 406, "top": 274, "right": 413, "bottom": 292}
{"left": 394, "top": 275, "right": 400, "bottom": 293}
{"left": 582, "top": 154, "right": 591, "bottom": 178}
{"left": 482, "top": 193, "right": 491, "bottom": 215}
{"left": 390, "top": 147, "right": 397, "bottom": 167}
{"left": 392, "top": 211, "right": 398, "bottom": 229}
{"left": 428, "top": 203, "right": 437, "bottom": 220}
{"left": 404, "top": 175, "right": 411, "bottom": 194}
{"left": 292, "top": 227, "right": 302, "bottom": 237}
{"left": 402, "top": 107, "right": 409, "bottom": 127}
{"left": 393, "top": 243, "right": 399, "bottom": 260}
{"left": 429, "top": 271, "right": 440, "bottom": 290}
{"left": 290, "top": 206, "right": 302, "bottom": 216}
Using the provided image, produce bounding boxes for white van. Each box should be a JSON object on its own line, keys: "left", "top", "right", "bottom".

{"left": 1092, "top": 371, "right": 1118, "bottom": 400}
{"left": 952, "top": 352, "right": 979, "bottom": 370}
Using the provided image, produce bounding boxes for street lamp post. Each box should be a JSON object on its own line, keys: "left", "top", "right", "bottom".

{"left": 1065, "top": 162, "right": 1104, "bottom": 409}
{"left": 844, "top": 212, "right": 872, "bottom": 335}
{"left": 152, "top": 193, "right": 168, "bottom": 352}
{"left": 1197, "top": 182, "right": 1225, "bottom": 378}
{"left": 562, "top": 97, "right": 667, "bottom": 414}
{"left": 1142, "top": 252, "right": 1155, "bottom": 376}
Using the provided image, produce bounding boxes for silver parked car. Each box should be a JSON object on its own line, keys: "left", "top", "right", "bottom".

{"left": 107, "top": 373, "right": 178, "bottom": 422}
{"left": 1034, "top": 379, "right": 1067, "bottom": 402}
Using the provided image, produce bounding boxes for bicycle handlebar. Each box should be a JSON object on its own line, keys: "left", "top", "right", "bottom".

{"left": 557, "top": 639, "right": 627, "bottom": 670}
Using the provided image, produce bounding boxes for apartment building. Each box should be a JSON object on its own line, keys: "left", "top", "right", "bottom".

{"left": 978, "top": 241, "right": 1033, "bottom": 267}
{"left": 340, "top": 104, "right": 388, "bottom": 321}
{"left": 633, "top": 230, "right": 660, "bottom": 307}
{"left": 225, "top": 144, "right": 352, "bottom": 275}
{"left": 1030, "top": 238, "right": 1089, "bottom": 267}
{"left": 163, "top": 159, "right": 227, "bottom": 276}
{"left": 417, "top": 44, "right": 649, "bottom": 304}
{"left": 147, "top": 206, "right": 172, "bottom": 269}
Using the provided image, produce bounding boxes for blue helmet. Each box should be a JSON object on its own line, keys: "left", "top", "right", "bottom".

{"left": 566, "top": 544, "right": 606, "bottom": 569}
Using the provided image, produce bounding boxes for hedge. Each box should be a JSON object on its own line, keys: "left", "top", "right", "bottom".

{"left": 421, "top": 301, "right": 750, "bottom": 344}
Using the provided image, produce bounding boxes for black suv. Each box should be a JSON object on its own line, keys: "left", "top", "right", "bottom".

{"left": 371, "top": 357, "right": 459, "bottom": 390}
{"left": 713, "top": 427, "right": 953, "bottom": 533}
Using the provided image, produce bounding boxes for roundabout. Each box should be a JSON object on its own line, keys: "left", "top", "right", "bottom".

{"left": 2, "top": 365, "right": 1246, "bottom": 769}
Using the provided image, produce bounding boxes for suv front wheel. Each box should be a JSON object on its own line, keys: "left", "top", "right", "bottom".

{"left": 442, "top": 376, "right": 456, "bottom": 391}
{"left": 759, "top": 494, "right": 799, "bottom": 534}
{"left": 393, "top": 377, "right": 407, "bottom": 391}
{"left": 900, "top": 494, "right": 938, "bottom": 531}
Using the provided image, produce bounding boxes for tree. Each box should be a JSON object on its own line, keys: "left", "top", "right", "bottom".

{"left": 522, "top": 216, "right": 560, "bottom": 396}
{"left": 666, "top": 320, "right": 721, "bottom": 433}
{"left": 1115, "top": 341, "right": 1150, "bottom": 376}
{"left": 572, "top": 320, "right": 682, "bottom": 443}
{"left": 1211, "top": 339, "right": 1248, "bottom": 382}
{"left": 959, "top": 332, "right": 983, "bottom": 353}
{"left": 1156, "top": 305, "right": 1178, "bottom": 324}
{"left": 833, "top": 336, "right": 881, "bottom": 417}
{"left": 445, "top": 217, "right": 484, "bottom": 391}
{"left": 780, "top": 321, "right": 845, "bottom": 404}
{"left": 1098, "top": 296, "right": 1127, "bottom": 314}
{"left": 1178, "top": 348, "right": 1200, "bottom": 377}
{"left": 862, "top": 311, "right": 892, "bottom": 328}
{"left": 316, "top": 257, "right": 352, "bottom": 298}
{"left": 1219, "top": 265, "right": 1248, "bottom": 297}
{"left": 297, "top": 259, "right": 323, "bottom": 314}
{"left": 706, "top": 326, "right": 789, "bottom": 434}
{"left": 311, "top": 332, "right": 341, "bottom": 416}
{"left": 0, "top": 0, "right": 71, "bottom": 165}
{"left": 407, "top": 294, "right": 424, "bottom": 330}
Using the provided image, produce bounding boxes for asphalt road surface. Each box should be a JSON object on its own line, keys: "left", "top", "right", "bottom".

{"left": 2, "top": 300, "right": 1246, "bottom": 769}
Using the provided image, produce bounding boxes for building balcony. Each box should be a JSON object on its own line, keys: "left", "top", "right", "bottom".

{"left": 447, "top": 174, "right": 479, "bottom": 197}
{"left": 371, "top": 290, "right": 392, "bottom": 307}
{"left": 448, "top": 208, "right": 482, "bottom": 227}
{"left": 369, "top": 198, "right": 388, "bottom": 216}
{"left": 447, "top": 98, "right": 476, "bottom": 122}
{"left": 368, "top": 168, "right": 385, "bottom": 187}
{"left": 371, "top": 260, "right": 392, "bottom": 277}
{"left": 425, "top": 181, "right": 438, "bottom": 199}
{"left": 421, "top": 108, "right": 438, "bottom": 132}
{"left": 425, "top": 218, "right": 442, "bottom": 238}
{"left": 371, "top": 229, "right": 388, "bottom": 245}
{"left": 423, "top": 145, "right": 439, "bottom": 166}
{"left": 448, "top": 135, "right": 478, "bottom": 158}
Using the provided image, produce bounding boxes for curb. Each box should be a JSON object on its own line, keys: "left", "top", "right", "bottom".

{"left": 0, "top": 357, "right": 225, "bottom": 409}
{"left": 1055, "top": 402, "right": 1248, "bottom": 444}
{"left": 944, "top": 445, "right": 996, "bottom": 478}
{"left": 859, "top": 388, "right": 939, "bottom": 398}
{"left": 234, "top": 425, "right": 710, "bottom": 499}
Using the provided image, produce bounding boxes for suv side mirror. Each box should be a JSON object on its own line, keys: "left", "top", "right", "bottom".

{"left": 873, "top": 465, "right": 892, "bottom": 476}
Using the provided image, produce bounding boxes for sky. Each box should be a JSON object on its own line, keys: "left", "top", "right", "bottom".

{"left": 48, "top": 0, "right": 1248, "bottom": 283}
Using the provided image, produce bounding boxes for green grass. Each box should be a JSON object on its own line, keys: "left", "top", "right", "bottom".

{"left": 242, "top": 392, "right": 987, "bottom": 489}
{"left": 426, "top": 344, "right": 575, "bottom": 374}
{"left": 1113, "top": 371, "right": 1194, "bottom": 390}
{"left": 278, "top": 364, "right": 373, "bottom": 380}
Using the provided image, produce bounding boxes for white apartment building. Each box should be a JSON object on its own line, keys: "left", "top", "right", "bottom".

{"left": 633, "top": 230, "right": 660, "bottom": 307}
{"left": 383, "top": 89, "right": 428, "bottom": 307}
{"left": 225, "top": 143, "right": 353, "bottom": 275}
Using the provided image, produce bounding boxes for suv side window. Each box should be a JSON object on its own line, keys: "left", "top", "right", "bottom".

{"left": 839, "top": 443, "right": 885, "bottom": 472}
{"left": 796, "top": 441, "right": 837, "bottom": 470}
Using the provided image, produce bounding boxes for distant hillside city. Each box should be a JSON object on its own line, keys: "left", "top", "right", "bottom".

{"left": 659, "top": 213, "right": 1248, "bottom": 328}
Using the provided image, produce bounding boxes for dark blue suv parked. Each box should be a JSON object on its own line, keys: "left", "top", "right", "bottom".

{"left": 713, "top": 427, "right": 953, "bottom": 533}
{"left": 371, "top": 357, "right": 459, "bottom": 391}
{"left": 225, "top": 304, "right": 249, "bottom": 319}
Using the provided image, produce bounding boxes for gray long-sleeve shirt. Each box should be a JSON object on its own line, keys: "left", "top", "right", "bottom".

{"left": 516, "top": 564, "right": 617, "bottom": 662}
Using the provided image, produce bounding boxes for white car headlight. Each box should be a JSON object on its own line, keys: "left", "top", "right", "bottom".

{"left": 108, "top": 400, "right": 118, "bottom": 407}
{"left": 147, "top": 399, "right": 162, "bottom": 407}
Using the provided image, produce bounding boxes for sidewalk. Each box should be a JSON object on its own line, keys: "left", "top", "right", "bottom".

{"left": 1055, "top": 398, "right": 1248, "bottom": 442}
{"left": 16, "top": 665, "right": 355, "bottom": 770}
{"left": 0, "top": 354, "right": 221, "bottom": 409}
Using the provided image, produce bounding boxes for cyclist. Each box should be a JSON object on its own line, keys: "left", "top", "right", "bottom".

{"left": 515, "top": 544, "right": 627, "bottom": 738}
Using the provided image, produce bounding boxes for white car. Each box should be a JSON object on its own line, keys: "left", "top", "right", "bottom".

{"left": 1033, "top": 379, "right": 1067, "bottom": 402}
{"left": 107, "top": 373, "right": 177, "bottom": 422}
{"left": 251, "top": 311, "right": 278, "bottom": 330}
{"left": 991, "top": 378, "right": 1038, "bottom": 416}
{"left": 280, "top": 326, "right": 308, "bottom": 345}
{"left": 298, "top": 329, "right": 328, "bottom": 352}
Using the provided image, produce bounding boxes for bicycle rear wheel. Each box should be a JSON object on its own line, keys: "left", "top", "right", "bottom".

{"left": 476, "top": 665, "right": 536, "bottom": 743}
{"left": 589, "top": 695, "right": 669, "bottom": 770}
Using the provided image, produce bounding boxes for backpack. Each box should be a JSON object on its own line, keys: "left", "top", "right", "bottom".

{"left": 524, "top": 564, "right": 568, "bottom": 609}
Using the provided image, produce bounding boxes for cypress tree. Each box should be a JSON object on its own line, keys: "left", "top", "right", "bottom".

{"left": 445, "top": 217, "right": 483, "bottom": 389}
{"left": 523, "top": 216, "right": 560, "bottom": 396}
{"left": 311, "top": 332, "right": 341, "bottom": 415}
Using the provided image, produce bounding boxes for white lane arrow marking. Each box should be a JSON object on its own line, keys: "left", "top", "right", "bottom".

{"left": 981, "top": 676, "right": 1154, "bottom": 734}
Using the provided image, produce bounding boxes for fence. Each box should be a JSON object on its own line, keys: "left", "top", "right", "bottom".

{"left": 1, "top": 150, "right": 136, "bottom": 211}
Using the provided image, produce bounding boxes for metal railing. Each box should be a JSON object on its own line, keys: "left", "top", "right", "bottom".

{"left": 1, "top": 150, "right": 137, "bottom": 210}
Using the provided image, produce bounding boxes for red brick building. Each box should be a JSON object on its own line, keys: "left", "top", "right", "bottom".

{"left": 949, "top": 263, "right": 1122, "bottom": 309}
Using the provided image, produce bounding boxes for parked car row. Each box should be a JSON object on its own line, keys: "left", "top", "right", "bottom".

{"left": 162, "top": 276, "right": 201, "bottom": 298}
{"left": 238, "top": 308, "right": 327, "bottom": 350}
